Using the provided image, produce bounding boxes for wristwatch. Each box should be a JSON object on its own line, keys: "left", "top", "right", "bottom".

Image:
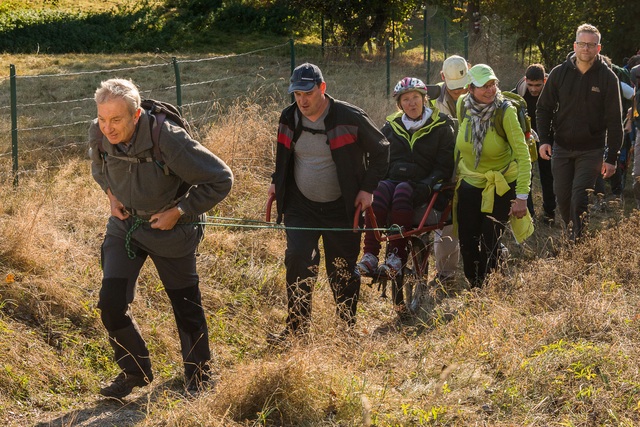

{"left": 176, "top": 205, "right": 185, "bottom": 216}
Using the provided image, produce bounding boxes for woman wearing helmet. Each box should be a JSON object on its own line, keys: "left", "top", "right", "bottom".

{"left": 357, "top": 77, "right": 455, "bottom": 319}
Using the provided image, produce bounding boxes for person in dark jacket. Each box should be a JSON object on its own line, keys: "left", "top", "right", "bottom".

{"left": 89, "top": 78, "right": 233, "bottom": 398}
{"left": 630, "top": 64, "right": 640, "bottom": 208}
{"left": 268, "top": 63, "right": 389, "bottom": 344}
{"left": 513, "top": 63, "right": 556, "bottom": 223}
{"left": 357, "top": 77, "right": 454, "bottom": 318}
{"left": 537, "top": 23, "right": 623, "bottom": 241}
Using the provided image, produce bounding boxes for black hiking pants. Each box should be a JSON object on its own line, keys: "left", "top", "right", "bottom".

{"left": 282, "top": 182, "right": 361, "bottom": 333}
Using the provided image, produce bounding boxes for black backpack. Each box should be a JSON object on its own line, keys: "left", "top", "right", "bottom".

{"left": 98, "top": 99, "right": 193, "bottom": 175}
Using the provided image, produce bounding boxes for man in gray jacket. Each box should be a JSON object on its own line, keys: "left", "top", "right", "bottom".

{"left": 89, "top": 78, "right": 233, "bottom": 398}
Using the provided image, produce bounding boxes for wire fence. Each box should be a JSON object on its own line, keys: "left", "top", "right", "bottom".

{"left": 0, "top": 13, "right": 523, "bottom": 186}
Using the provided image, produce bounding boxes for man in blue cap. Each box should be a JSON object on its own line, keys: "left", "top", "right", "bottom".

{"left": 268, "top": 63, "right": 389, "bottom": 344}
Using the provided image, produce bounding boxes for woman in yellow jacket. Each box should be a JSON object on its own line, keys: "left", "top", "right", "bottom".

{"left": 455, "top": 64, "right": 533, "bottom": 288}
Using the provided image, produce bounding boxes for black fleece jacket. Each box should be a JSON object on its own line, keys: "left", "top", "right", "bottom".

{"left": 536, "top": 52, "right": 623, "bottom": 164}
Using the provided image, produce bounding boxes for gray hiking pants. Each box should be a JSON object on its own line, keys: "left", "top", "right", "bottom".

{"left": 551, "top": 145, "right": 604, "bottom": 241}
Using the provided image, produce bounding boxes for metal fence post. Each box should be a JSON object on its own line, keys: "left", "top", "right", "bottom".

{"left": 10, "top": 64, "right": 18, "bottom": 187}
{"left": 386, "top": 40, "right": 391, "bottom": 97}
{"left": 443, "top": 19, "right": 448, "bottom": 58}
{"left": 427, "top": 34, "right": 432, "bottom": 84}
{"left": 321, "top": 17, "right": 326, "bottom": 57}
{"left": 289, "top": 38, "right": 295, "bottom": 103}
{"left": 423, "top": 7, "right": 427, "bottom": 62}
{"left": 464, "top": 31, "right": 469, "bottom": 59}
{"left": 172, "top": 57, "right": 182, "bottom": 113}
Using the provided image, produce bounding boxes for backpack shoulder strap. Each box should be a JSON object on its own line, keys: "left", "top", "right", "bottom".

{"left": 148, "top": 109, "right": 168, "bottom": 174}
{"left": 493, "top": 99, "right": 511, "bottom": 140}
{"left": 456, "top": 95, "right": 467, "bottom": 123}
{"left": 143, "top": 102, "right": 171, "bottom": 175}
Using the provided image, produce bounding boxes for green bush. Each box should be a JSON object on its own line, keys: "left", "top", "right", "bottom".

{"left": 0, "top": 0, "right": 309, "bottom": 53}
{"left": 0, "top": 4, "right": 166, "bottom": 53}
{"left": 213, "top": 1, "right": 300, "bottom": 36}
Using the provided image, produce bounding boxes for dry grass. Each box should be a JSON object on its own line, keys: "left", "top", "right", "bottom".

{"left": 1, "top": 47, "right": 640, "bottom": 427}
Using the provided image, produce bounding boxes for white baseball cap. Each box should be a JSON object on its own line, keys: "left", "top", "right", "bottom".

{"left": 442, "top": 55, "right": 469, "bottom": 90}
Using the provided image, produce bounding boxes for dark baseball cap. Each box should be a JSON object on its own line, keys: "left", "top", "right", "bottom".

{"left": 288, "top": 63, "right": 324, "bottom": 93}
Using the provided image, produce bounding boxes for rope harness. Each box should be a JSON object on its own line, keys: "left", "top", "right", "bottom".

{"left": 122, "top": 214, "right": 402, "bottom": 260}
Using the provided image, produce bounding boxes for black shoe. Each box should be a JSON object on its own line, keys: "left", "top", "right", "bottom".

{"left": 99, "top": 372, "right": 152, "bottom": 399}
{"left": 266, "top": 327, "right": 307, "bottom": 348}
{"left": 395, "top": 304, "right": 413, "bottom": 324}
{"left": 542, "top": 213, "right": 555, "bottom": 225}
{"left": 185, "top": 369, "right": 213, "bottom": 395}
{"left": 266, "top": 328, "right": 293, "bottom": 347}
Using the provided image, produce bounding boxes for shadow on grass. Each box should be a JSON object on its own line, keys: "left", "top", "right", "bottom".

{"left": 33, "top": 378, "right": 190, "bottom": 427}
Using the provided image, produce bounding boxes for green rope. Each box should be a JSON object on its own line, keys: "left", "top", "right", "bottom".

{"left": 121, "top": 214, "right": 400, "bottom": 259}
{"left": 201, "top": 216, "right": 401, "bottom": 233}
{"left": 207, "top": 215, "right": 271, "bottom": 224}
{"left": 125, "top": 216, "right": 146, "bottom": 260}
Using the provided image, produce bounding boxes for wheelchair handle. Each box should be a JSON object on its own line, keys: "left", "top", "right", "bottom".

{"left": 265, "top": 193, "right": 275, "bottom": 222}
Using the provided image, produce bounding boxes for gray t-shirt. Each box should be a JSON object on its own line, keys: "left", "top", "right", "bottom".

{"left": 293, "top": 106, "right": 342, "bottom": 202}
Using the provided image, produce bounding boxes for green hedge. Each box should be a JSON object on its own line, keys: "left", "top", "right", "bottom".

{"left": 0, "top": 1, "right": 307, "bottom": 53}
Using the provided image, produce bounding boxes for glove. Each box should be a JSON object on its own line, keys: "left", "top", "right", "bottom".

{"left": 411, "top": 181, "right": 433, "bottom": 207}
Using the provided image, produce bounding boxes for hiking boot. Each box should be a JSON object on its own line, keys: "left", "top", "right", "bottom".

{"left": 430, "top": 273, "right": 454, "bottom": 287}
{"left": 380, "top": 252, "right": 402, "bottom": 276}
{"left": 185, "top": 368, "right": 214, "bottom": 395}
{"left": 99, "top": 372, "right": 152, "bottom": 399}
{"left": 498, "top": 243, "right": 509, "bottom": 260}
{"left": 542, "top": 212, "right": 555, "bottom": 225}
{"left": 356, "top": 252, "right": 379, "bottom": 275}
{"left": 266, "top": 327, "right": 302, "bottom": 348}
{"left": 395, "top": 303, "right": 412, "bottom": 324}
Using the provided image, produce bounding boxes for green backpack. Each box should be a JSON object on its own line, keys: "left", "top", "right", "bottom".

{"left": 457, "top": 91, "right": 538, "bottom": 161}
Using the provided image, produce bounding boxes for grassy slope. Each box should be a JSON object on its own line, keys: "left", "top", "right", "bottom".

{"left": 1, "top": 10, "right": 640, "bottom": 427}
{"left": 2, "top": 0, "right": 138, "bottom": 13}
{"left": 1, "top": 53, "right": 639, "bottom": 426}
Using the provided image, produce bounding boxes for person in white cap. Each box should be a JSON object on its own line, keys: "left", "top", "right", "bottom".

{"left": 454, "top": 64, "right": 533, "bottom": 288}
{"left": 429, "top": 55, "right": 470, "bottom": 288}
{"left": 435, "top": 55, "right": 470, "bottom": 116}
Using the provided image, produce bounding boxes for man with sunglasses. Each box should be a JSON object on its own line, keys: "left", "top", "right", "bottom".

{"left": 537, "top": 23, "right": 623, "bottom": 241}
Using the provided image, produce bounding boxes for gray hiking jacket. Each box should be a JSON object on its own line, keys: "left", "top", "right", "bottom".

{"left": 88, "top": 110, "right": 233, "bottom": 257}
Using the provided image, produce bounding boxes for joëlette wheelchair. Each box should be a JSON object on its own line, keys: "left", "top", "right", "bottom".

{"left": 265, "top": 181, "right": 454, "bottom": 321}
{"left": 357, "top": 182, "right": 455, "bottom": 319}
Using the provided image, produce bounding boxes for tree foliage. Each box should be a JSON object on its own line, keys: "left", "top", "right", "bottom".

{"left": 429, "top": 0, "right": 639, "bottom": 68}
{"left": 290, "top": 0, "right": 422, "bottom": 49}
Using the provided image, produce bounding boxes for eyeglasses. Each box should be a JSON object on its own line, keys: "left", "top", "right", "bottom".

{"left": 575, "top": 41, "right": 599, "bottom": 49}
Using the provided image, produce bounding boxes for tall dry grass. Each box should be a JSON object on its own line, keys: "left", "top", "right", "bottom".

{"left": 0, "top": 49, "right": 639, "bottom": 427}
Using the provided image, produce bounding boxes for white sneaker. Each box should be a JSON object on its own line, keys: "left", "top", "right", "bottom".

{"left": 380, "top": 251, "right": 403, "bottom": 275}
{"left": 356, "top": 252, "right": 379, "bottom": 275}
{"left": 499, "top": 243, "right": 509, "bottom": 259}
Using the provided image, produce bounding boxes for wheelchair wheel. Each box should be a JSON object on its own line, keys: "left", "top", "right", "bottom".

{"left": 404, "top": 233, "right": 433, "bottom": 313}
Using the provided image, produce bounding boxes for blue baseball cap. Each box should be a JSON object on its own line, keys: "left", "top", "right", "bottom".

{"left": 288, "top": 63, "right": 324, "bottom": 93}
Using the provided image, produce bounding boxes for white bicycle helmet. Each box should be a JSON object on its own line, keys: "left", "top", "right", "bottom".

{"left": 393, "top": 77, "right": 428, "bottom": 99}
